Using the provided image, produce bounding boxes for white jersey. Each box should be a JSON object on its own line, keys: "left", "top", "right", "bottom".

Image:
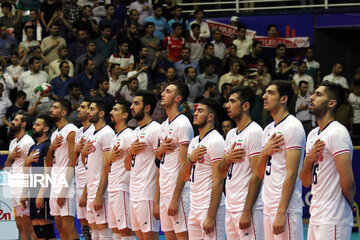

{"left": 306, "top": 121, "right": 353, "bottom": 226}
{"left": 130, "top": 121, "right": 160, "bottom": 201}
{"left": 108, "top": 127, "right": 133, "bottom": 193}
{"left": 50, "top": 123, "right": 78, "bottom": 194}
{"left": 188, "top": 129, "right": 225, "bottom": 210}
{"left": 159, "top": 114, "right": 194, "bottom": 198}
{"left": 224, "top": 122, "right": 263, "bottom": 212}
{"left": 74, "top": 124, "right": 95, "bottom": 194}
{"left": 86, "top": 125, "right": 114, "bottom": 199}
{"left": 262, "top": 115, "right": 305, "bottom": 215}
{"left": 9, "top": 134, "right": 35, "bottom": 198}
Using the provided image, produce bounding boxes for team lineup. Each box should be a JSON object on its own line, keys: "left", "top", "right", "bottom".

{"left": 5, "top": 80, "right": 355, "bottom": 240}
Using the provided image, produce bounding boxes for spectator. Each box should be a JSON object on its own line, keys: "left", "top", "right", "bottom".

{"left": 303, "top": 47, "right": 321, "bottom": 87}
{"left": 198, "top": 42, "right": 222, "bottom": 75}
{"left": 267, "top": 44, "right": 290, "bottom": 79}
{"left": 40, "top": 0, "right": 62, "bottom": 33}
{"left": 123, "top": 9, "right": 143, "bottom": 37}
{"left": 46, "top": 10, "right": 70, "bottom": 43}
{"left": 160, "top": 66, "right": 177, "bottom": 90}
{"left": 186, "top": 23, "right": 205, "bottom": 63}
{"left": 151, "top": 83, "right": 167, "bottom": 123}
{"left": 349, "top": 80, "right": 360, "bottom": 135}
{"left": 162, "top": 0, "right": 176, "bottom": 21}
{"left": 295, "top": 80, "right": 312, "bottom": 135}
{"left": 40, "top": 23, "right": 66, "bottom": 63}
{"left": 266, "top": 24, "right": 278, "bottom": 38}
{"left": 0, "top": 24, "right": 18, "bottom": 61}
{"left": 233, "top": 24, "right": 252, "bottom": 58}
{"left": 0, "top": 2, "right": 16, "bottom": 29}
{"left": 190, "top": 8, "right": 210, "bottom": 39}
{"left": 22, "top": 9, "right": 42, "bottom": 41}
{"left": 219, "top": 59, "right": 244, "bottom": 92}
{"left": 163, "top": 22, "right": 185, "bottom": 63}
{"left": 221, "top": 43, "right": 242, "bottom": 75}
{"left": 0, "top": 82, "right": 11, "bottom": 147}
{"left": 99, "top": 3, "right": 121, "bottom": 38}
{"left": 196, "top": 59, "right": 218, "bottom": 92}
{"left": 108, "top": 63, "right": 122, "bottom": 97}
{"left": 221, "top": 119, "right": 232, "bottom": 139}
{"left": 48, "top": 45, "right": 74, "bottom": 79}
{"left": 218, "top": 82, "right": 232, "bottom": 124}
{"left": 140, "top": 22, "right": 161, "bottom": 62}
{"left": 174, "top": 47, "right": 199, "bottom": 81}
{"left": 50, "top": 61, "right": 73, "bottom": 100}
{"left": 272, "top": 60, "right": 294, "bottom": 81}
{"left": 262, "top": 24, "right": 278, "bottom": 61}
{"left": 123, "top": 23, "right": 142, "bottom": 56}
{"left": 3, "top": 91, "right": 27, "bottom": 129}
{"left": 143, "top": 3, "right": 169, "bottom": 40}
{"left": 127, "top": 57, "right": 149, "bottom": 90}
{"left": 68, "top": 29, "right": 88, "bottom": 63}
{"left": 248, "top": 81, "right": 265, "bottom": 127}
{"left": 138, "top": 46, "right": 151, "bottom": 66}
{"left": 118, "top": 78, "right": 139, "bottom": 103}
{"left": 109, "top": 38, "right": 135, "bottom": 82}
{"left": 95, "top": 24, "right": 118, "bottom": 60}
{"left": 242, "top": 41, "right": 262, "bottom": 71}
{"left": 129, "top": 0, "right": 152, "bottom": 26}
{"left": 168, "top": 5, "right": 189, "bottom": 38}
{"left": 293, "top": 61, "right": 314, "bottom": 94}
{"left": 72, "top": 5, "right": 98, "bottom": 39}
{"left": 76, "top": 58, "right": 101, "bottom": 97}
{"left": 244, "top": 59, "right": 271, "bottom": 95}
{"left": 323, "top": 63, "right": 348, "bottom": 89}
{"left": 75, "top": 40, "right": 106, "bottom": 76}
{"left": 195, "top": 81, "right": 217, "bottom": 103}
{"left": 92, "top": 78, "right": 115, "bottom": 124}
{"left": 5, "top": 51, "right": 24, "bottom": 85}
{"left": 185, "top": 66, "right": 201, "bottom": 103}
{"left": 152, "top": 49, "right": 174, "bottom": 84}
{"left": 28, "top": 82, "right": 54, "bottom": 119}
{"left": 18, "top": 26, "right": 40, "bottom": 66}
{"left": 0, "top": 62, "right": 15, "bottom": 99}
{"left": 211, "top": 28, "right": 226, "bottom": 60}
{"left": 17, "top": 56, "right": 49, "bottom": 104}
{"left": 112, "top": 0, "right": 127, "bottom": 31}
{"left": 335, "top": 88, "right": 353, "bottom": 135}
{"left": 64, "top": 82, "right": 83, "bottom": 127}
{"left": 17, "top": 0, "right": 41, "bottom": 22}
{"left": 229, "top": 16, "right": 238, "bottom": 27}
{"left": 63, "top": 0, "right": 82, "bottom": 26}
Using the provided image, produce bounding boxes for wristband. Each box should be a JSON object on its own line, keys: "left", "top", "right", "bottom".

{"left": 187, "top": 155, "right": 195, "bottom": 164}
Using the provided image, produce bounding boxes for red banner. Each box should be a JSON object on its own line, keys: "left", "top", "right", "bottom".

{"left": 206, "top": 19, "right": 256, "bottom": 39}
{"left": 254, "top": 36, "right": 310, "bottom": 48}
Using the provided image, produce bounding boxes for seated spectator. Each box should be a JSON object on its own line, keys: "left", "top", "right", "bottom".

{"left": 267, "top": 43, "right": 290, "bottom": 79}
{"left": 190, "top": 8, "right": 210, "bottom": 39}
{"left": 95, "top": 24, "right": 117, "bottom": 60}
{"left": 108, "top": 63, "right": 122, "bottom": 97}
{"left": 129, "top": 0, "right": 152, "bottom": 26}
{"left": 140, "top": 22, "right": 161, "bottom": 62}
{"left": 303, "top": 47, "right": 321, "bottom": 87}
{"left": 0, "top": 24, "right": 18, "bottom": 61}
{"left": 0, "top": 62, "right": 14, "bottom": 99}
{"left": 72, "top": 5, "right": 98, "bottom": 39}
{"left": 184, "top": 66, "right": 201, "bottom": 103}
{"left": 0, "top": 2, "right": 16, "bottom": 29}
{"left": 22, "top": 9, "right": 42, "bottom": 41}
{"left": 219, "top": 60, "right": 244, "bottom": 92}
{"left": 40, "top": 0, "right": 62, "bottom": 33}
{"left": 123, "top": 23, "right": 142, "bottom": 57}
{"left": 293, "top": 60, "right": 314, "bottom": 94}
{"left": 18, "top": 26, "right": 40, "bottom": 67}
{"left": 99, "top": 4, "right": 121, "bottom": 38}
{"left": 143, "top": 3, "right": 169, "bottom": 40}
{"left": 242, "top": 41, "right": 262, "bottom": 71}
{"left": 76, "top": 58, "right": 101, "bottom": 97}
{"left": 243, "top": 59, "right": 271, "bottom": 95}
{"left": 152, "top": 49, "right": 174, "bottom": 84}
{"left": 48, "top": 45, "right": 74, "bottom": 79}
{"left": 68, "top": 29, "right": 88, "bottom": 63}
{"left": 3, "top": 91, "right": 27, "bottom": 128}
{"left": 5, "top": 51, "right": 24, "bottom": 85}
{"left": 109, "top": 38, "right": 135, "bottom": 82}
{"left": 186, "top": 23, "right": 205, "bottom": 63}
{"left": 117, "top": 78, "right": 139, "bottom": 103}
{"left": 233, "top": 24, "right": 252, "bottom": 58}
{"left": 197, "top": 59, "right": 218, "bottom": 93}
{"left": 50, "top": 61, "right": 74, "bottom": 100}
{"left": 174, "top": 47, "right": 199, "bottom": 80}
{"left": 92, "top": 78, "right": 115, "bottom": 124}
{"left": 323, "top": 62, "right": 348, "bottom": 89}
{"left": 195, "top": 81, "right": 217, "bottom": 103}
{"left": 168, "top": 5, "right": 189, "bottom": 38}
{"left": 28, "top": 83, "right": 54, "bottom": 119}
{"left": 349, "top": 80, "right": 360, "bottom": 135}
{"left": 127, "top": 57, "right": 149, "bottom": 90}
{"left": 198, "top": 42, "right": 222, "bottom": 76}
{"left": 211, "top": 28, "right": 226, "bottom": 60}
{"left": 0, "top": 82, "right": 11, "bottom": 148}
{"left": 295, "top": 81, "right": 312, "bottom": 135}
{"left": 75, "top": 40, "right": 106, "bottom": 76}
{"left": 18, "top": 57, "right": 49, "bottom": 104}
{"left": 164, "top": 22, "right": 185, "bottom": 63}
{"left": 40, "top": 23, "right": 66, "bottom": 63}
{"left": 65, "top": 82, "right": 84, "bottom": 127}
{"left": 221, "top": 43, "right": 242, "bottom": 75}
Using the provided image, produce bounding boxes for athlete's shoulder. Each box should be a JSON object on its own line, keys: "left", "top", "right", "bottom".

{"left": 66, "top": 123, "right": 78, "bottom": 132}
{"left": 263, "top": 121, "right": 275, "bottom": 132}
{"left": 23, "top": 134, "right": 35, "bottom": 143}
{"left": 248, "top": 121, "right": 263, "bottom": 134}
{"left": 284, "top": 115, "right": 303, "bottom": 128}
{"left": 209, "top": 129, "right": 224, "bottom": 144}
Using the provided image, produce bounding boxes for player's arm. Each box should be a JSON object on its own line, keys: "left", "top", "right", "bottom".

{"left": 4, "top": 147, "right": 18, "bottom": 169}
{"left": 335, "top": 152, "right": 355, "bottom": 207}
{"left": 180, "top": 154, "right": 193, "bottom": 182}
{"left": 203, "top": 160, "right": 224, "bottom": 234}
{"left": 94, "top": 150, "right": 110, "bottom": 211}
{"left": 45, "top": 135, "right": 64, "bottom": 167}
{"left": 218, "top": 153, "right": 231, "bottom": 179}
{"left": 153, "top": 168, "right": 160, "bottom": 219}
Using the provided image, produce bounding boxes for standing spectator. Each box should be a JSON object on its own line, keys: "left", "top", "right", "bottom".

{"left": 68, "top": 29, "right": 88, "bottom": 63}
{"left": 211, "top": 28, "right": 226, "bottom": 60}
{"left": 198, "top": 43, "right": 222, "bottom": 76}
{"left": 72, "top": 5, "right": 98, "bottom": 39}
{"left": 152, "top": 49, "right": 174, "bottom": 84}
{"left": 335, "top": 88, "right": 353, "bottom": 135}
{"left": 96, "top": 24, "right": 118, "bottom": 60}
{"left": 17, "top": 57, "right": 49, "bottom": 104}
{"left": 92, "top": 78, "right": 115, "bottom": 124}
{"left": 232, "top": 24, "right": 252, "bottom": 58}
{"left": 295, "top": 80, "right": 312, "bottom": 135}
{"left": 99, "top": 4, "right": 121, "bottom": 38}
{"left": 0, "top": 62, "right": 15, "bottom": 99}
{"left": 272, "top": 60, "right": 294, "bottom": 81}
{"left": 3, "top": 91, "right": 27, "bottom": 129}
{"left": 185, "top": 66, "right": 201, "bottom": 103}
{"left": 127, "top": 57, "right": 149, "bottom": 90}
{"left": 109, "top": 39, "right": 135, "bottom": 82}
{"left": 40, "top": 23, "right": 66, "bottom": 63}
{"left": 242, "top": 41, "right": 262, "bottom": 71}
{"left": 267, "top": 44, "right": 290, "bottom": 79}
{"left": 303, "top": 47, "right": 321, "bottom": 88}
{"left": 76, "top": 58, "right": 100, "bottom": 97}
{"left": 196, "top": 59, "right": 218, "bottom": 92}
{"left": 50, "top": 61, "right": 73, "bottom": 100}
{"left": 40, "top": 0, "right": 62, "bottom": 33}
{"left": 0, "top": 24, "right": 18, "bottom": 61}
{"left": 174, "top": 47, "right": 199, "bottom": 81}
{"left": 0, "top": 82, "right": 11, "bottom": 134}
{"left": 0, "top": 2, "right": 17, "bottom": 29}
{"left": 221, "top": 44, "right": 242, "bottom": 75}
{"left": 75, "top": 40, "right": 106, "bottom": 76}
{"left": 190, "top": 8, "right": 210, "bottom": 39}
{"left": 293, "top": 61, "right": 314, "bottom": 94}
{"left": 64, "top": 82, "right": 83, "bottom": 127}
{"left": 123, "top": 9, "right": 143, "bottom": 37}
{"left": 151, "top": 83, "right": 167, "bottom": 123}
{"left": 245, "top": 59, "right": 271, "bottom": 95}
{"left": 186, "top": 23, "right": 205, "bottom": 63}
{"left": 219, "top": 60, "right": 244, "bottom": 92}
{"left": 140, "top": 22, "right": 161, "bottom": 62}
{"left": 108, "top": 63, "right": 122, "bottom": 97}
{"left": 22, "top": 9, "right": 42, "bottom": 41}
{"left": 229, "top": 16, "right": 238, "bottom": 28}
{"left": 221, "top": 119, "right": 232, "bottom": 139}
{"left": 168, "top": 5, "right": 189, "bottom": 38}
{"left": 262, "top": 24, "right": 278, "bottom": 61}
{"left": 27, "top": 83, "right": 54, "bottom": 119}
{"left": 17, "top": 0, "right": 41, "bottom": 22}
{"left": 48, "top": 45, "right": 74, "bottom": 79}
{"left": 163, "top": 22, "right": 185, "bottom": 63}
{"left": 349, "top": 80, "right": 360, "bottom": 135}
{"left": 5, "top": 52, "right": 24, "bottom": 85}
{"left": 123, "top": 23, "right": 142, "bottom": 57}
{"left": 323, "top": 62, "right": 348, "bottom": 89}
{"left": 143, "top": 3, "right": 169, "bottom": 40}
{"left": 112, "top": 0, "right": 127, "bottom": 32}
{"left": 18, "top": 26, "right": 40, "bottom": 65}
{"left": 162, "top": 0, "right": 176, "bottom": 21}
{"left": 129, "top": 0, "right": 152, "bottom": 26}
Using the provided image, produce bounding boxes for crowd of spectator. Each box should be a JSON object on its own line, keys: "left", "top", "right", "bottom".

{"left": 0, "top": 0, "right": 359, "bottom": 149}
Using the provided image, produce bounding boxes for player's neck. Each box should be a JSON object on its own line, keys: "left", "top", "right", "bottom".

{"left": 82, "top": 120, "right": 91, "bottom": 130}
{"left": 115, "top": 121, "right": 127, "bottom": 133}
{"left": 198, "top": 123, "right": 214, "bottom": 139}
{"left": 94, "top": 120, "right": 106, "bottom": 131}
{"left": 138, "top": 114, "right": 152, "bottom": 128}
{"left": 235, "top": 114, "right": 252, "bottom": 132}
{"left": 56, "top": 118, "right": 68, "bottom": 130}
{"left": 166, "top": 106, "right": 180, "bottom": 122}
{"left": 36, "top": 135, "right": 48, "bottom": 144}
{"left": 271, "top": 107, "right": 289, "bottom": 125}
{"left": 15, "top": 130, "right": 26, "bottom": 140}
{"left": 316, "top": 112, "right": 335, "bottom": 132}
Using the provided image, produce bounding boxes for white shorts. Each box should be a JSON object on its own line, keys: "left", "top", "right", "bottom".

{"left": 86, "top": 197, "right": 109, "bottom": 225}
{"left": 12, "top": 198, "right": 30, "bottom": 217}
{"left": 188, "top": 204, "right": 226, "bottom": 240}
{"left": 226, "top": 209, "right": 264, "bottom": 240}
{"left": 307, "top": 223, "right": 352, "bottom": 240}
{"left": 49, "top": 192, "right": 76, "bottom": 217}
{"left": 160, "top": 195, "right": 189, "bottom": 233}
{"left": 76, "top": 192, "right": 87, "bottom": 220}
{"left": 130, "top": 200, "right": 159, "bottom": 233}
{"left": 108, "top": 191, "right": 131, "bottom": 230}
{"left": 264, "top": 213, "right": 303, "bottom": 240}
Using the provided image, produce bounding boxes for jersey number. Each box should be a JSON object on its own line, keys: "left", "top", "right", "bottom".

{"left": 131, "top": 155, "right": 136, "bottom": 167}
{"left": 227, "top": 163, "right": 234, "bottom": 180}
{"left": 190, "top": 165, "right": 196, "bottom": 182}
{"left": 312, "top": 164, "right": 319, "bottom": 185}
{"left": 265, "top": 156, "right": 272, "bottom": 176}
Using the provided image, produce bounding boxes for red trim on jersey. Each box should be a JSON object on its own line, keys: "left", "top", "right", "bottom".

{"left": 179, "top": 141, "right": 190, "bottom": 145}
{"left": 123, "top": 192, "right": 128, "bottom": 228}
{"left": 224, "top": 150, "right": 229, "bottom": 154}
{"left": 288, "top": 214, "right": 291, "bottom": 240}
{"left": 285, "top": 146, "right": 302, "bottom": 150}
{"left": 67, "top": 199, "right": 70, "bottom": 215}
{"left": 333, "top": 149, "right": 350, "bottom": 157}
{"left": 252, "top": 215, "right": 257, "bottom": 240}
{"left": 210, "top": 157, "right": 223, "bottom": 162}
{"left": 102, "top": 148, "right": 110, "bottom": 152}
{"left": 180, "top": 198, "right": 187, "bottom": 227}
{"left": 334, "top": 225, "right": 336, "bottom": 240}
{"left": 249, "top": 152, "right": 261, "bottom": 157}
{"left": 149, "top": 201, "right": 153, "bottom": 230}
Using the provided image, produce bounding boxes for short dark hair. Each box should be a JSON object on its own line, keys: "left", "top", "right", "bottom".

{"left": 50, "top": 22, "right": 59, "bottom": 28}
{"left": 1, "top": 2, "right": 12, "bottom": 9}
{"left": 266, "top": 24, "right": 277, "bottom": 32}
{"left": 10, "top": 51, "right": 19, "bottom": 57}
{"left": 205, "top": 82, "right": 216, "bottom": 91}
{"left": 56, "top": 98, "right": 72, "bottom": 117}
{"left": 270, "top": 80, "right": 294, "bottom": 108}
{"left": 320, "top": 81, "right": 345, "bottom": 112}
{"left": 16, "top": 91, "right": 26, "bottom": 99}
{"left": 24, "top": 25, "right": 33, "bottom": 32}
{"left": 118, "top": 38, "right": 129, "bottom": 46}
{"left": 90, "top": 99, "right": 107, "bottom": 112}
{"left": 298, "top": 80, "right": 308, "bottom": 87}
{"left": 101, "top": 24, "right": 112, "bottom": 31}
{"left": 152, "top": 3, "right": 162, "bottom": 10}
{"left": 16, "top": 110, "right": 32, "bottom": 131}
{"left": 252, "top": 40, "right": 261, "bottom": 49}
{"left": 198, "top": 98, "right": 221, "bottom": 123}
{"left": 191, "top": 23, "right": 200, "bottom": 30}
{"left": 144, "top": 22, "right": 155, "bottom": 29}
{"left": 110, "top": 63, "right": 120, "bottom": 72}
{"left": 85, "top": 39, "right": 96, "bottom": 47}
{"left": 230, "top": 86, "right": 256, "bottom": 111}
{"left": 84, "top": 58, "right": 93, "bottom": 67}
{"left": 37, "top": 114, "right": 53, "bottom": 130}
{"left": 116, "top": 100, "right": 132, "bottom": 123}
{"left": 297, "top": 60, "right": 306, "bottom": 67}
{"left": 171, "top": 22, "right": 182, "bottom": 29}
{"left": 204, "top": 42, "right": 214, "bottom": 51}
{"left": 135, "top": 90, "right": 157, "bottom": 115}
{"left": 29, "top": 56, "right": 40, "bottom": 65}
{"left": 171, "top": 81, "right": 189, "bottom": 104}
{"left": 194, "top": 8, "right": 203, "bottom": 15}
{"left": 68, "top": 82, "right": 80, "bottom": 91}
{"left": 59, "top": 61, "right": 69, "bottom": 68}
{"left": 184, "top": 66, "right": 194, "bottom": 76}
{"left": 97, "top": 78, "right": 109, "bottom": 87}
{"left": 135, "top": 57, "right": 146, "bottom": 65}
{"left": 237, "top": 23, "right": 247, "bottom": 31}
{"left": 221, "top": 83, "right": 232, "bottom": 94}
{"left": 276, "top": 44, "right": 286, "bottom": 50}
{"left": 105, "top": 3, "right": 114, "bottom": 10}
